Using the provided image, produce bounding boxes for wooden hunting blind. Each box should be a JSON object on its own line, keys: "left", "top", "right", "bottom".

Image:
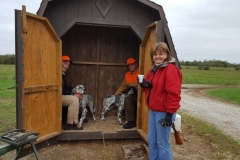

{"left": 15, "top": 0, "right": 180, "bottom": 155}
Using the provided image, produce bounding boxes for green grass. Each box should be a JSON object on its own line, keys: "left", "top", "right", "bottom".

{"left": 0, "top": 65, "right": 16, "bottom": 98}
{"left": 181, "top": 65, "right": 240, "bottom": 105}
{"left": 205, "top": 88, "right": 240, "bottom": 105}
{"left": 0, "top": 65, "right": 16, "bottom": 134}
{"left": 0, "top": 99, "right": 16, "bottom": 133}
{"left": 180, "top": 112, "right": 240, "bottom": 159}
{"left": 181, "top": 66, "right": 240, "bottom": 85}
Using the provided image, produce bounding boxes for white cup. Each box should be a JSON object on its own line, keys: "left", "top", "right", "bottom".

{"left": 138, "top": 74, "right": 144, "bottom": 83}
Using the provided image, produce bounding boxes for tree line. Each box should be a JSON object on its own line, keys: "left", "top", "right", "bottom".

{"left": 0, "top": 54, "right": 15, "bottom": 64}
{"left": 179, "top": 60, "right": 239, "bottom": 68}
{"left": 0, "top": 54, "right": 239, "bottom": 68}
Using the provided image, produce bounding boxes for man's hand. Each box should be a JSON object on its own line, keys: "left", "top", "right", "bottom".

{"left": 158, "top": 112, "right": 173, "bottom": 127}
{"left": 72, "top": 88, "right": 75, "bottom": 93}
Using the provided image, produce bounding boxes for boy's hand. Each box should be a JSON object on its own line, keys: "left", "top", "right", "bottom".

{"left": 74, "top": 93, "right": 83, "bottom": 100}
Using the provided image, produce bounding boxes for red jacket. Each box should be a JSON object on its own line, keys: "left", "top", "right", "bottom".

{"left": 144, "top": 63, "right": 182, "bottom": 114}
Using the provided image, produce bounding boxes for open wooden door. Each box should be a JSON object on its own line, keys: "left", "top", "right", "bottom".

{"left": 15, "top": 5, "right": 62, "bottom": 147}
{"left": 136, "top": 20, "right": 166, "bottom": 142}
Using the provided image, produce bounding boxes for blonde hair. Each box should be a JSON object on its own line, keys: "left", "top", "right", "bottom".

{"left": 150, "top": 42, "right": 172, "bottom": 64}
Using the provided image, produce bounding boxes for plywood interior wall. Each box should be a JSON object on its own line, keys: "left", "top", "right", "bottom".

{"left": 61, "top": 25, "right": 141, "bottom": 117}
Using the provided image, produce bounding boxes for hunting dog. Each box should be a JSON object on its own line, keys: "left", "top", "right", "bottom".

{"left": 73, "top": 85, "right": 97, "bottom": 130}
{"left": 100, "top": 86, "right": 137, "bottom": 124}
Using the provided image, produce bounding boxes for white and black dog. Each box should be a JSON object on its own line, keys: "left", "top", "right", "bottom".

{"left": 100, "top": 86, "right": 137, "bottom": 124}
{"left": 73, "top": 85, "right": 97, "bottom": 130}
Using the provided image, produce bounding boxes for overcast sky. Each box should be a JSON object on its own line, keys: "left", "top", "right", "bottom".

{"left": 0, "top": 0, "right": 239, "bottom": 63}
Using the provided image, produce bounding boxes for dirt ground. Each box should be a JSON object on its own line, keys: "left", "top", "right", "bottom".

{"left": 1, "top": 87, "right": 239, "bottom": 160}
{"left": 1, "top": 123, "right": 235, "bottom": 160}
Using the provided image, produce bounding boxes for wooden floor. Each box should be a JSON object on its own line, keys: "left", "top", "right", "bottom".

{"left": 62, "top": 117, "right": 136, "bottom": 133}
{"left": 79, "top": 117, "right": 132, "bottom": 133}
{"left": 59, "top": 117, "right": 140, "bottom": 140}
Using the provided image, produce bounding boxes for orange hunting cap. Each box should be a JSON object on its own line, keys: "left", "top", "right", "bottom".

{"left": 62, "top": 55, "right": 71, "bottom": 61}
{"left": 62, "top": 55, "right": 73, "bottom": 64}
{"left": 126, "top": 58, "right": 136, "bottom": 66}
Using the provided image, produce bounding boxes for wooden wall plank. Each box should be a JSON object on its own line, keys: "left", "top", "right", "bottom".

{"left": 24, "top": 85, "right": 58, "bottom": 94}
{"left": 24, "top": 17, "right": 58, "bottom": 86}
{"left": 97, "top": 65, "right": 126, "bottom": 116}
{"left": 139, "top": 5, "right": 158, "bottom": 38}
{"left": 23, "top": 92, "right": 58, "bottom": 136}
{"left": 62, "top": 25, "right": 98, "bottom": 62}
{"left": 128, "top": 1, "right": 140, "bottom": 33}
{"left": 116, "top": 0, "right": 129, "bottom": 22}
{"left": 78, "top": 0, "right": 92, "bottom": 20}
{"left": 42, "top": 3, "right": 52, "bottom": 21}
{"left": 105, "top": 0, "right": 117, "bottom": 20}
{"left": 66, "top": 0, "right": 79, "bottom": 24}
{"left": 92, "top": 0, "right": 117, "bottom": 20}
{"left": 51, "top": 0, "right": 65, "bottom": 33}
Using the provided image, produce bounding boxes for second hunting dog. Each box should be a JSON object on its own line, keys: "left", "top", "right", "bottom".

{"left": 100, "top": 86, "right": 137, "bottom": 124}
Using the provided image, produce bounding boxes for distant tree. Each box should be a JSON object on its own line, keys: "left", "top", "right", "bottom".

{"left": 203, "top": 65, "right": 210, "bottom": 70}
{"left": 223, "top": 62, "right": 227, "bottom": 68}
{"left": 179, "top": 60, "right": 185, "bottom": 66}
{"left": 0, "top": 54, "right": 15, "bottom": 64}
{"left": 168, "top": 59, "right": 239, "bottom": 67}
{"left": 192, "top": 60, "right": 198, "bottom": 66}
{"left": 3, "top": 58, "right": 10, "bottom": 64}
{"left": 9, "top": 56, "right": 15, "bottom": 64}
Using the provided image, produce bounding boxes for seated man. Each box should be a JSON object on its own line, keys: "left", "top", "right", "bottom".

{"left": 115, "top": 58, "right": 139, "bottom": 129}
{"left": 62, "top": 55, "right": 82, "bottom": 130}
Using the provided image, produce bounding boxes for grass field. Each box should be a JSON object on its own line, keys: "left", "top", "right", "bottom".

{"left": 205, "top": 88, "right": 240, "bottom": 105}
{"left": 0, "top": 65, "right": 15, "bottom": 98}
{"left": 181, "top": 65, "right": 240, "bottom": 105}
{"left": 0, "top": 65, "right": 16, "bottom": 133}
{"left": 181, "top": 65, "right": 240, "bottom": 85}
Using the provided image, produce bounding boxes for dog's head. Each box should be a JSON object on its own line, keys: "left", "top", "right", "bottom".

{"left": 73, "top": 85, "right": 86, "bottom": 94}
{"left": 124, "top": 86, "right": 137, "bottom": 95}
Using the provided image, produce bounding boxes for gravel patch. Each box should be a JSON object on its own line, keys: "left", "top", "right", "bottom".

{"left": 180, "top": 85, "right": 240, "bottom": 143}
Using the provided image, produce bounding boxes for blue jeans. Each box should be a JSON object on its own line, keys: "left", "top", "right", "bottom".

{"left": 148, "top": 109, "right": 176, "bottom": 160}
